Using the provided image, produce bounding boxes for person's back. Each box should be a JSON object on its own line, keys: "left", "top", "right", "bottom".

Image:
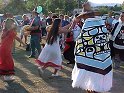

{"left": 72, "top": 2, "right": 112, "bottom": 93}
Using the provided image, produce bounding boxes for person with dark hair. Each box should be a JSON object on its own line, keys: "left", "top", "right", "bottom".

{"left": 110, "top": 12, "right": 124, "bottom": 69}
{"left": 41, "top": 14, "right": 47, "bottom": 36}
{"left": 59, "top": 14, "right": 66, "bottom": 50}
{"left": 27, "top": 7, "right": 42, "bottom": 58}
{"left": 46, "top": 12, "right": 53, "bottom": 25}
{"left": 35, "top": 18, "right": 76, "bottom": 76}
{"left": 52, "top": 15, "right": 58, "bottom": 21}
{"left": 59, "top": 14, "right": 65, "bottom": 27}
{"left": 64, "top": 15, "right": 70, "bottom": 26}
{"left": 63, "top": 13, "right": 82, "bottom": 64}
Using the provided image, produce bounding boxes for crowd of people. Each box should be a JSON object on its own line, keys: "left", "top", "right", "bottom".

{"left": 0, "top": 1, "right": 124, "bottom": 93}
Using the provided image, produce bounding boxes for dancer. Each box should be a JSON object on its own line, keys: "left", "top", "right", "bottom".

{"left": 63, "top": 14, "right": 82, "bottom": 64}
{"left": 0, "top": 18, "right": 25, "bottom": 81}
{"left": 110, "top": 12, "right": 124, "bottom": 69}
{"left": 72, "top": 2, "right": 112, "bottom": 93}
{"left": 35, "top": 18, "right": 75, "bottom": 76}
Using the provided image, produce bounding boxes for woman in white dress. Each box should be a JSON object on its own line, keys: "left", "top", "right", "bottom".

{"left": 35, "top": 18, "right": 75, "bottom": 76}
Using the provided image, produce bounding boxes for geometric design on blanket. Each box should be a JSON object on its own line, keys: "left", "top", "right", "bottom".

{"left": 75, "top": 18, "right": 110, "bottom": 62}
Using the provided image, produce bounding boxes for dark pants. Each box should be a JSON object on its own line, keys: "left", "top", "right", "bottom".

{"left": 41, "top": 27, "right": 47, "bottom": 36}
{"left": 110, "top": 40, "right": 124, "bottom": 69}
{"left": 63, "top": 41, "right": 76, "bottom": 64}
{"left": 30, "top": 35, "right": 41, "bottom": 56}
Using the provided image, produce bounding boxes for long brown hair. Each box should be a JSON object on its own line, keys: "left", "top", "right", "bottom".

{"left": 47, "top": 18, "right": 61, "bottom": 45}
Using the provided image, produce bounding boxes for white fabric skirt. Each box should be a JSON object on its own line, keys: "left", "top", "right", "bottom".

{"left": 36, "top": 41, "right": 62, "bottom": 70}
{"left": 72, "top": 63, "right": 113, "bottom": 92}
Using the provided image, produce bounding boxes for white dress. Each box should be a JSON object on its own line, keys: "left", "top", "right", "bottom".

{"left": 36, "top": 37, "right": 62, "bottom": 69}
{"left": 72, "top": 18, "right": 113, "bottom": 92}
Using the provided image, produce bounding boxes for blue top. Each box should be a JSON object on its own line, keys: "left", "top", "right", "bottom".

{"left": 75, "top": 18, "right": 112, "bottom": 70}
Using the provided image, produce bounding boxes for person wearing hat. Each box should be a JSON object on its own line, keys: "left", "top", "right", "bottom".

{"left": 27, "top": 6, "right": 42, "bottom": 58}
{"left": 110, "top": 12, "right": 124, "bottom": 69}
{"left": 72, "top": 2, "right": 112, "bottom": 93}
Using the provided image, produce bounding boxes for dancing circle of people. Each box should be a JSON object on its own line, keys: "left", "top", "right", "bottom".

{"left": 0, "top": 1, "right": 124, "bottom": 93}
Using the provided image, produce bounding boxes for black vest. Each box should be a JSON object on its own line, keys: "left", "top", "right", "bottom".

{"left": 30, "top": 17, "right": 41, "bottom": 34}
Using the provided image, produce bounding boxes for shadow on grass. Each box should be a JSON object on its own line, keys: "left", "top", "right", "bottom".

{"left": 110, "top": 70, "right": 124, "bottom": 93}
{"left": 38, "top": 69, "right": 82, "bottom": 93}
{"left": 60, "top": 62, "right": 74, "bottom": 77}
{"left": 15, "top": 67, "right": 35, "bottom": 86}
{"left": 0, "top": 82, "right": 29, "bottom": 93}
{"left": 13, "top": 48, "right": 41, "bottom": 78}
{"left": 13, "top": 47, "right": 82, "bottom": 93}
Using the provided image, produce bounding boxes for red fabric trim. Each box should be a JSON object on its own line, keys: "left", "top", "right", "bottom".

{"left": 64, "top": 44, "right": 70, "bottom": 52}
{"left": 35, "top": 60, "right": 62, "bottom": 69}
{"left": 65, "top": 37, "right": 73, "bottom": 42}
{"left": 0, "top": 70, "right": 15, "bottom": 75}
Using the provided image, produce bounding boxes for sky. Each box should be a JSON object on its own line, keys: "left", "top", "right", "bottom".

{"left": 88, "top": 0, "right": 123, "bottom": 4}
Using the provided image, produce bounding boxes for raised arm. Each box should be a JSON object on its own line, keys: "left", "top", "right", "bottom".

{"left": 59, "top": 21, "right": 76, "bottom": 34}
{"left": 76, "top": 11, "right": 100, "bottom": 20}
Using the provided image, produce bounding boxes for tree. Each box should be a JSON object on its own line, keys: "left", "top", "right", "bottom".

{"left": 122, "top": 1, "right": 124, "bottom": 10}
{"left": 63, "top": 0, "right": 77, "bottom": 14}
{"left": 0, "top": 0, "right": 88, "bottom": 15}
{"left": 0, "top": 0, "right": 4, "bottom": 9}
{"left": 98, "top": 6, "right": 109, "bottom": 15}
{"left": 0, "top": 0, "right": 28, "bottom": 14}
{"left": 113, "top": 4, "right": 122, "bottom": 11}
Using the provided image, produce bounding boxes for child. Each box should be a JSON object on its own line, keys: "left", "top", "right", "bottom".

{"left": 35, "top": 18, "right": 76, "bottom": 76}
{"left": 0, "top": 18, "right": 25, "bottom": 81}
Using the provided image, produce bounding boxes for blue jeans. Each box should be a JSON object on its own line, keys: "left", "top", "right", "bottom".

{"left": 30, "top": 35, "right": 41, "bottom": 56}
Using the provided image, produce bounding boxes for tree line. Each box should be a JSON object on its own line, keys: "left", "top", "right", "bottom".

{"left": 0, "top": 0, "right": 123, "bottom": 15}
